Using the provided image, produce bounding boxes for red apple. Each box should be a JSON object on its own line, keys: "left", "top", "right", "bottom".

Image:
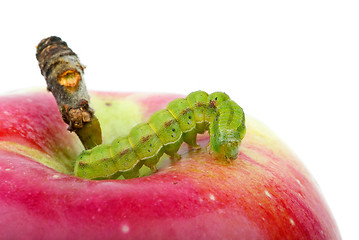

{"left": 0, "top": 90, "right": 340, "bottom": 239}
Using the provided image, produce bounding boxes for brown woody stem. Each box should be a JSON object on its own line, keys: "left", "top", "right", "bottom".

{"left": 36, "top": 36, "right": 102, "bottom": 149}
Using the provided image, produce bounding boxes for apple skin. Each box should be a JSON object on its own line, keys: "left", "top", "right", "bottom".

{"left": 0, "top": 90, "right": 340, "bottom": 239}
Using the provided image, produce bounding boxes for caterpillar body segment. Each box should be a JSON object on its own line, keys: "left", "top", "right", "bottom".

{"left": 166, "top": 98, "right": 198, "bottom": 148}
{"left": 207, "top": 91, "right": 230, "bottom": 124}
{"left": 148, "top": 109, "right": 183, "bottom": 160}
{"left": 186, "top": 91, "right": 209, "bottom": 133}
{"left": 74, "top": 91, "right": 245, "bottom": 180}
{"left": 74, "top": 137, "right": 141, "bottom": 179}
{"left": 128, "top": 123, "right": 164, "bottom": 170}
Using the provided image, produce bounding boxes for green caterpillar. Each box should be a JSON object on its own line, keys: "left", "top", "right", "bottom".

{"left": 74, "top": 90, "right": 246, "bottom": 179}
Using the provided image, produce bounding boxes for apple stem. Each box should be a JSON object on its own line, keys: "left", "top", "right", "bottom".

{"left": 36, "top": 36, "right": 102, "bottom": 150}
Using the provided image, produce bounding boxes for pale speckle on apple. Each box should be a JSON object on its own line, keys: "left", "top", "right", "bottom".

{"left": 52, "top": 174, "right": 60, "bottom": 179}
{"left": 5, "top": 168, "right": 11, "bottom": 171}
{"left": 264, "top": 190, "right": 273, "bottom": 199}
{"left": 121, "top": 224, "right": 130, "bottom": 233}
{"left": 289, "top": 218, "right": 295, "bottom": 226}
{"left": 209, "top": 193, "right": 216, "bottom": 201}
{"left": 2, "top": 111, "right": 10, "bottom": 116}
{"left": 295, "top": 178, "right": 302, "bottom": 186}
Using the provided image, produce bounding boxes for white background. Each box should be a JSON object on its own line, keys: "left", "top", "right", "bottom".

{"left": 1, "top": 0, "right": 358, "bottom": 238}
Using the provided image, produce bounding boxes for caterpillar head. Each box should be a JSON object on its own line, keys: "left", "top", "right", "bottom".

{"left": 208, "top": 92, "right": 230, "bottom": 108}
{"left": 210, "top": 118, "right": 246, "bottom": 161}
{"left": 210, "top": 129, "right": 242, "bottom": 161}
{"left": 218, "top": 119, "right": 246, "bottom": 160}
{"left": 220, "top": 123, "right": 246, "bottom": 160}
{"left": 218, "top": 140, "right": 240, "bottom": 160}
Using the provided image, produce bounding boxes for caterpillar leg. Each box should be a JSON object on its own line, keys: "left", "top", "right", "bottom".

{"left": 168, "top": 152, "right": 182, "bottom": 165}
{"left": 149, "top": 165, "right": 158, "bottom": 173}
{"left": 120, "top": 161, "right": 144, "bottom": 179}
{"left": 182, "top": 130, "right": 200, "bottom": 149}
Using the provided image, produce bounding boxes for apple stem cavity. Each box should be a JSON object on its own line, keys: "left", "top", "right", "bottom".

{"left": 36, "top": 36, "right": 102, "bottom": 150}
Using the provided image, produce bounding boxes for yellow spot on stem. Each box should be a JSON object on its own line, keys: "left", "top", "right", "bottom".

{"left": 58, "top": 70, "right": 81, "bottom": 92}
